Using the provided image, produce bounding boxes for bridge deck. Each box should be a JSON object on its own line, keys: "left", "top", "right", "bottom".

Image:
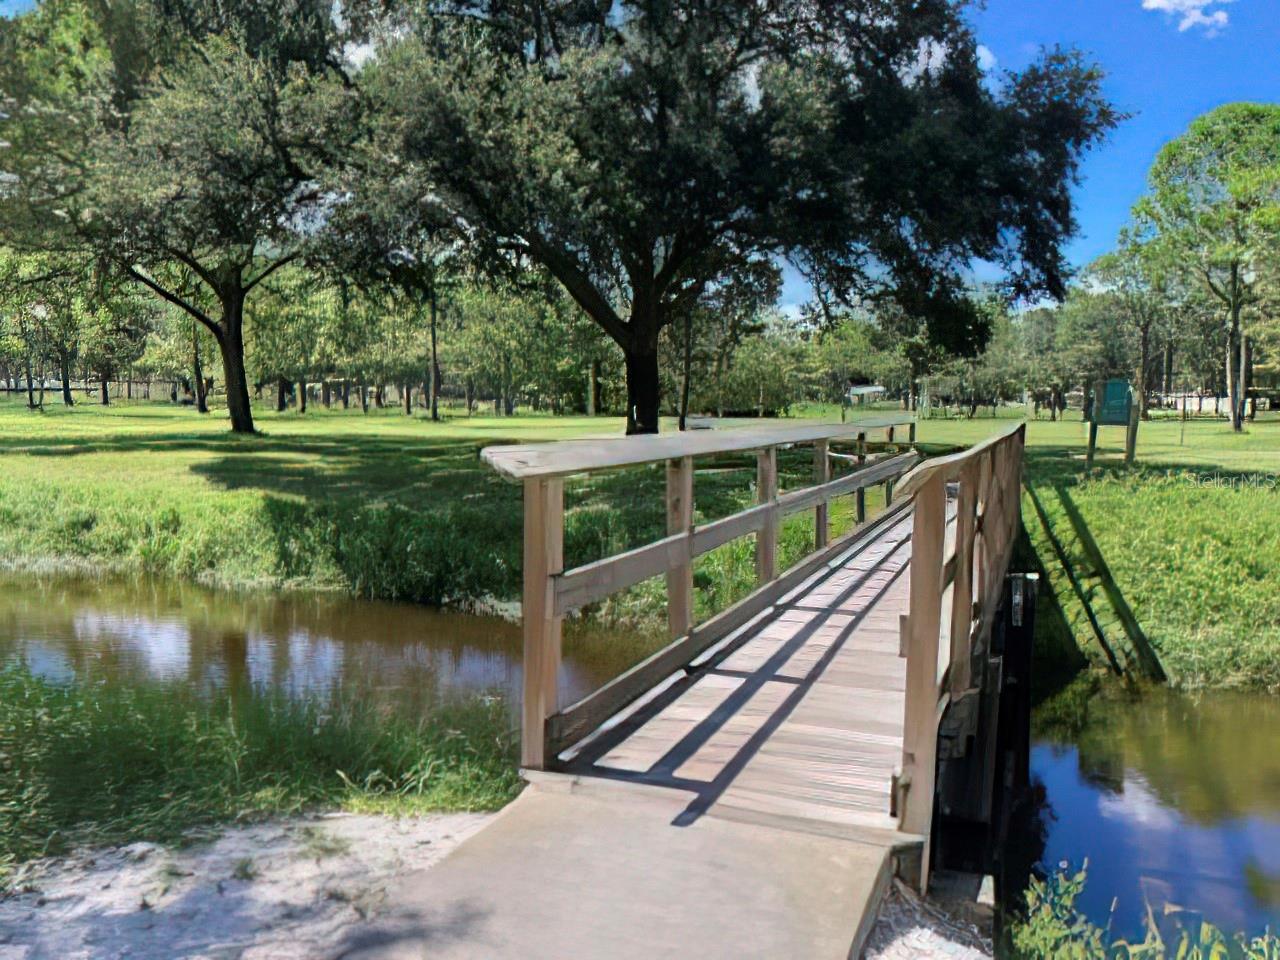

{"left": 567, "top": 506, "right": 918, "bottom": 836}
{"left": 345, "top": 507, "right": 942, "bottom": 960}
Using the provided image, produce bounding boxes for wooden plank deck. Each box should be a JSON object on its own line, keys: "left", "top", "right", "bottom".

{"left": 564, "top": 506, "right": 940, "bottom": 837}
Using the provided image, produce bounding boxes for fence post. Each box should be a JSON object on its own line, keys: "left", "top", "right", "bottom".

{"left": 667, "top": 456, "right": 695, "bottom": 639}
{"left": 900, "top": 472, "right": 946, "bottom": 851}
{"left": 522, "top": 477, "right": 564, "bottom": 769}
{"left": 855, "top": 432, "right": 867, "bottom": 523}
{"left": 814, "top": 440, "right": 830, "bottom": 549}
{"left": 756, "top": 446, "right": 778, "bottom": 583}
{"left": 949, "top": 460, "right": 979, "bottom": 694}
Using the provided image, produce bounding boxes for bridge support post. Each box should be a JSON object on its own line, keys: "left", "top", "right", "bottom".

{"left": 667, "top": 457, "right": 695, "bottom": 639}
{"left": 855, "top": 432, "right": 867, "bottom": 523}
{"left": 949, "top": 461, "right": 979, "bottom": 694}
{"left": 522, "top": 477, "right": 564, "bottom": 769}
{"left": 813, "top": 440, "right": 829, "bottom": 549}
{"left": 899, "top": 471, "right": 946, "bottom": 886}
{"left": 755, "top": 447, "right": 778, "bottom": 583}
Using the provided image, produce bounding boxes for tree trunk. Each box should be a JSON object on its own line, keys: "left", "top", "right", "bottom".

{"left": 298, "top": 379, "right": 307, "bottom": 414}
{"left": 1239, "top": 335, "right": 1250, "bottom": 426}
{"left": 1226, "top": 302, "right": 1243, "bottom": 432}
{"left": 276, "top": 377, "right": 289, "bottom": 412}
{"left": 624, "top": 348, "right": 661, "bottom": 435}
{"left": 59, "top": 352, "right": 74, "bottom": 406}
{"left": 679, "top": 312, "right": 693, "bottom": 431}
{"left": 429, "top": 294, "right": 440, "bottom": 422}
{"left": 322, "top": 380, "right": 331, "bottom": 408}
{"left": 1137, "top": 323, "right": 1151, "bottom": 420}
{"left": 216, "top": 293, "right": 256, "bottom": 434}
{"left": 465, "top": 377, "right": 473, "bottom": 416}
{"left": 192, "top": 325, "right": 209, "bottom": 413}
{"left": 403, "top": 382, "right": 412, "bottom": 415}
{"left": 100, "top": 375, "right": 110, "bottom": 406}
{"left": 587, "top": 360, "right": 600, "bottom": 416}
{"left": 360, "top": 382, "right": 369, "bottom": 413}
{"left": 25, "top": 355, "right": 36, "bottom": 409}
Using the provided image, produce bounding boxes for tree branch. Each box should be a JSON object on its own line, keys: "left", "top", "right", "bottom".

{"left": 244, "top": 253, "right": 302, "bottom": 293}
{"left": 125, "top": 265, "right": 221, "bottom": 336}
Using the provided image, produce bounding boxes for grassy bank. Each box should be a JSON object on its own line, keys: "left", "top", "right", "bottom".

{"left": 969, "top": 412, "right": 1280, "bottom": 693}
{"left": 0, "top": 664, "right": 520, "bottom": 884}
{"left": 0, "top": 398, "right": 882, "bottom": 619}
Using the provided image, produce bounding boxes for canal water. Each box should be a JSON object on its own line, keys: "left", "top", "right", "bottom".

{"left": 0, "top": 574, "right": 655, "bottom": 715}
{"left": 1022, "top": 684, "right": 1280, "bottom": 938}
{"left": 2, "top": 574, "right": 1277, "bottom": 935}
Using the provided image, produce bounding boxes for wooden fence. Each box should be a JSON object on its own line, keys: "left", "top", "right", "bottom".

{"left": 482, "top": 416, "right": 919, "bottom": 769}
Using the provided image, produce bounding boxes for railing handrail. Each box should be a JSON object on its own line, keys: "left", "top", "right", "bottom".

{"left": 481, "top": 415, "right": 915, "bottom": 480}
{"left": 895, "top": 419, "right": 1025, "bottom": 889}
{"left": 894, "top": 419, "right": 1026, "bottom": 500}
{"left": 486, "top": 416, "right": 917, "bottom": 769}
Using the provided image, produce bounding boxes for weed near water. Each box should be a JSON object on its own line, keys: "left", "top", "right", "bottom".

{"left": 1007, "top": 863, "right": 1280, "bottom": 959}
{"left": 0, "top": 665, "right": 521, "bottom": 884}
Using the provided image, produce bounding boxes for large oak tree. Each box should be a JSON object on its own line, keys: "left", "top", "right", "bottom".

{"left": 365, "top": 0, "right": 1117, "bottom": 433}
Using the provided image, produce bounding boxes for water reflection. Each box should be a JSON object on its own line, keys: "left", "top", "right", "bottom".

{"left": 1028, "top": 687, "right": 1280, "bottom": 935}
{"left": 0, "top": 575, "right": 653, "bottom": 715}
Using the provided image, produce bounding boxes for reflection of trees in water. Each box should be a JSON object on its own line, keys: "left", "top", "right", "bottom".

{"left": 1066, "top": 688, "right": 1280, "bottom": 825}
{"left": 0, "top": 573, "right": 658, "bottom": 715}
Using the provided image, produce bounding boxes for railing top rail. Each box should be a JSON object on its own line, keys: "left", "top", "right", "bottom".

{"left": 481, "top": 415, "right": 915, "bottom": 481}
{"left": 894, "top": 420, "right": 1025, "bottom": 500}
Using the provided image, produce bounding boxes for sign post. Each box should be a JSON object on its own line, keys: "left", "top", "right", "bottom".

{"left": 1087, "top": 379, "right": 1137, "bottom": 466}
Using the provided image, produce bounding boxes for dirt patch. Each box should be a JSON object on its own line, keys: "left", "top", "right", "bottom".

{"left": 0, "top": 812, "right": 492, "bottom": 960}
{"left": 863, "top": 878, "right": 994, "bottom": 959}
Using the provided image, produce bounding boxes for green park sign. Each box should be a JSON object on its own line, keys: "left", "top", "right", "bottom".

{"left": 1094, "top": 379, "right": 1133, "bottom": 426}
{"left": 1088, "top": 379, "right": 1139, "bottom": 466}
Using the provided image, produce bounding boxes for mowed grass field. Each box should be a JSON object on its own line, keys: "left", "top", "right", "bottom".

{"left": 0, "top": 396, "right": 1277, "bottom": 688}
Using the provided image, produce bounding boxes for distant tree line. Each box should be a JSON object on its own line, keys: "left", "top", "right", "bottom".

{"left": 0, "top": 0, "right": 1117, "bottom": 433}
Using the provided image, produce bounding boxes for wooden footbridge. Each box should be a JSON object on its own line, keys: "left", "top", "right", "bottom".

{"left": 346, "top": 418, "right": 1027, "bottom": 960}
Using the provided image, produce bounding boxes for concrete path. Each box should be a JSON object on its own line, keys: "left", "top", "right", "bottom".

{"left": 339, "top": 778, "right": 904, "bottom": 960}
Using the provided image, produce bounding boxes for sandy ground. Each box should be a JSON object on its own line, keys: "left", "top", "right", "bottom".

{"left": 862, "top": 878, "right": 994, "bottom": 959}
{"left": 0, "top": 812, "right": 493, "bottom": 960}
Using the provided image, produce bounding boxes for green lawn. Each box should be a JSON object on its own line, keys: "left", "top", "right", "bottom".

{"left": 0, "top": 397, "right": 1276, "bottom": 690}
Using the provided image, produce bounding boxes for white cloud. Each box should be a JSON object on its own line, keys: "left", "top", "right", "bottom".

{"left": 1142, "top": 0, "right": 1236, "bottom": 35}
{"left": 976, "top": 45, "right": 998, "bottom": 73}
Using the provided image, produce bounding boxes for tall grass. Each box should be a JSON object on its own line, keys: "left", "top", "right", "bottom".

{"left": 0, "top": 666, "right": 520, "bottom": 884}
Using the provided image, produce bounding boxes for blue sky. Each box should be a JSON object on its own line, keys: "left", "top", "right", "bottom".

{"left": 784, "top": 0, "right": 1280, "bottom": 307}
{"left": 5, "top": 0, "right": 1276, "bottom": 308}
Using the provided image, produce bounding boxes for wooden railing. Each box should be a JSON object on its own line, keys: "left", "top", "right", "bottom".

{"left": 482, "top": 416, "right": 918, "bottom": 769}
{"left": 891, "top": 420, "right": 1025, "bottom": 848}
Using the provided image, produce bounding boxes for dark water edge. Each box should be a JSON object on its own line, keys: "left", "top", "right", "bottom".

{"left": 1009, "top": 679, "right": 1280, "bottom": 938}
{"left": 0, "top": 572, "right": 659, "bottom": 717}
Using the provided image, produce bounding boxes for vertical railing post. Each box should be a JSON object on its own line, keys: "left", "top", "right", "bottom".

{"left": 813, "top": 440, "right": 830, "bottom": 549}
{"left": 666, "top": 456, "right": 695, "bottom": 639}
{"left": 855, "top": 431, "right": 867, "bottom": 523}
{"left": 908, "top": 421, "right": 917, "bottom": 444}
{"left": 521, "top": 477, "right": 563, "bottom": 770}
{"left": 899, "top": 473, "right": 946, "bottom": 849}
{"left": 756, "top": 446, "right": 778, "bottom": 583}
{"left": 949, "top": 460, "right": 979, "bottom": 694}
